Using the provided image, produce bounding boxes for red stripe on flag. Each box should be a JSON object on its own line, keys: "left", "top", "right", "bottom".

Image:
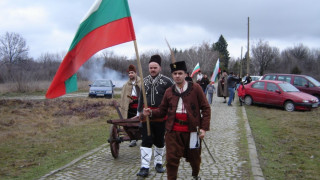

{"left": 46, "top": 17, "right": 136, "bottom": 99}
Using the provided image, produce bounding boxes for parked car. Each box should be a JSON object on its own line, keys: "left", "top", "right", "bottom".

{"left": 261, "top": 73, "right": 320, "bottom": 103}
{"left": 242, "top": 76, "right": 262, "bottom": 83}
{"left": 88, "top": 79, "right": 115, "bottom": 98}
{"left": 244, "top": 80, "right": 318, "bottom": 112}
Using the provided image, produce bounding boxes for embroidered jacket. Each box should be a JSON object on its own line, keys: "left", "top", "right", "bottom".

{"left": 152, "top": 81, "right": 211, "bottom": 132}
{"left": 137, "top": 74, "right": 174, "bottom": 112}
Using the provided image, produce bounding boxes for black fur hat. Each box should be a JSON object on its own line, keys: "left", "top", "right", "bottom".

{"left": 149, "top": 55, "right": 161, "bottom": 66}
{"left": 170, "top": 61, "right": 187, "bottom": 73}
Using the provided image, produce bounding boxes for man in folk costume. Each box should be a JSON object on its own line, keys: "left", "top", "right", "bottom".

{"left": 136, "top": 55, "right": 174, "bottom": 177}
{"left": 143, "top": 61, "right": 211, "bottom": 180}
{"left": 119, "top": 64, "right": 141, "bottom": 147}
{"left": 217, "top": 70, "right": 229, "bottom": 103}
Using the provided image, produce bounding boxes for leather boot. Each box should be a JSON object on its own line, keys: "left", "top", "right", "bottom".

{"left": 154, "top": 147, "right": 165, "bottom": 173}
{"left": 137, "top": 167, "right": 149, "bottom": 177}
{"left": 155, "top": 163, "right": 165, "bottom": 173}
{"left": 129, "top": 140, "right": 137, "bottom": 147}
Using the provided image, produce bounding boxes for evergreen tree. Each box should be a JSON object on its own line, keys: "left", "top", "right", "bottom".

{"left": 291, "top": 66, "right": 302, "bottom": 74}
{"left": 212, "top": 35, "right": 230, "bottom": 70}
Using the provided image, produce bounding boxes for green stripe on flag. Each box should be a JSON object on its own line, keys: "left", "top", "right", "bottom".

{"left": 65, "top": 74, "right": 78, "bottom": 93}
{"left": 69, "top": 0, "right": 131, "bottom": 51}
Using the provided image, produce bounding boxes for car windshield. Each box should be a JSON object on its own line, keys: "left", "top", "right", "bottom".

{"left": 92, "top": 80, "right": 111, "bottom": 87}
{"left": 278, "top": 83, "right": 299, "bottom": 92}
{"left": 305, "top": 76, "right": 320, "bottom": 87}
{"left": 251, "top": 76, "right": 261, "bottom": 81}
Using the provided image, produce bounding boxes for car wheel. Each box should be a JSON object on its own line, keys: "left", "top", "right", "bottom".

{"left": 244, "top": 95, "right": 253, "bottom": 105}
{"left": 284, "top": 101, "right": 295, "bottom": 112}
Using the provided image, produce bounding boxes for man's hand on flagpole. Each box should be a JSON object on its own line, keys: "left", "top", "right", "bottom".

{"left": 143, "top": 108, "right": 152, "bottom": 117}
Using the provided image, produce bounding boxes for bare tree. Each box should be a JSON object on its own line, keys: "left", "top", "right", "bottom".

{"left": 251, "top": 40, "right": 280, "bottom": 75}
{"left": 176, "top": 42, "right": 219, "bottom": 77}
{"left": 0, "top": 32, "right": 29, "bottom": 64}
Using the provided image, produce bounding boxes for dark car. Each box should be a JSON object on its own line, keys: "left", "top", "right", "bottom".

{"left": 261, "top": 74, "right": 320, "bottom": 103}
{"left": 244, "top": 80, "right": 318, "bottom": 112}
{"left": 88, "top": 79, "right": 115, "bottom": 98}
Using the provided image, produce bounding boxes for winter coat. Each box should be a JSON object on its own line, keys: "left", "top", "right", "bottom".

{"left": 217, "top": 74, "right": 229, "bottom": 97}
{"left": 237, "top": 85, "right": 245, "bottom": 97}
{"left": 152, "top": 82, "right": 211, "bottom": 132}
{"left": 120, "top": 76, "right": 141, "bottom": 119}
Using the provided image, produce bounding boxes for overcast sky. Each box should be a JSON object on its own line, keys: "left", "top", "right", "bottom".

{"left": 1, "top": 0, "right": 319, "bottom": 60}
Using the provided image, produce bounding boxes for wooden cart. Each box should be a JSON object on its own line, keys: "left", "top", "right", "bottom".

{"left": 107, "top": 101, "right": 141, "bottom": 158}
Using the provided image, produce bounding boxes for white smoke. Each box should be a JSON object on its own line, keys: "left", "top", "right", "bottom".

{"left": 79, "top": 58, "right": 127, "bottom": 88}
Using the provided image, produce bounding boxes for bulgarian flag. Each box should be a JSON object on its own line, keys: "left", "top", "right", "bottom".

{"left": 210, "top": 59, "right": 220, "bottom": 83}
{"left": 190, "top": 62, "right": 200, "bottom": 77}
{"left": 46, "top": 0, "right": 136, "bottom": 99}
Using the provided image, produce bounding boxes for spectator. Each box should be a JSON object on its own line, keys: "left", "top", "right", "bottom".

{"left": 205, "top": 81, "right": 216, "bottom": 105}
{"left": 200, "top": 74, "right": 210, "bottom": 92}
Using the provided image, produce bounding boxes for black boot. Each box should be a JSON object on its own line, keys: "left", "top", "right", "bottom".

{"left": 155, "top": 163, "right": 165, "bottom": 173}
{"left": 137, "top": 167, "right": 149, "bottom": 177}
{"left": 129, "top": 140, "right": 137, "bottom": 147}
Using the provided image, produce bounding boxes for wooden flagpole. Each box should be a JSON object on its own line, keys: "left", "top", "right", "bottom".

{"left": 165, "top": 38, "right": 176, "bottom": 64}
{"left": 133, "top": 40, "right": 150, "bottom": 136}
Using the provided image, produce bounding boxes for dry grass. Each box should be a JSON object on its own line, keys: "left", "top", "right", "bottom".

{"left": 0, "top": 97, "right": 119, "bottom": 179}
{"left": 245, "top": 105, "right": 320, "bottom": 179}
{"left": 0, "top": 81, "right": 91, "bottom": 95}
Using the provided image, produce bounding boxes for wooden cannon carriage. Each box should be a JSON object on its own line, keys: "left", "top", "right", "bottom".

{"left": 107, "top": 101, "right": 141, "bottom": 158}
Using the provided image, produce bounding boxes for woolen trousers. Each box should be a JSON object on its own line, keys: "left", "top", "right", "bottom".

{"left": 165, "top": 131, "right": 201, "bottom": 180}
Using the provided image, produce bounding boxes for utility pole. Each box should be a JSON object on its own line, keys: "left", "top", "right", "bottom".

{"left": 247, "top": 17, "right": 250, "bottom": 74}
{"left": 240, "top": 46, "right": 243, "bottom": 78}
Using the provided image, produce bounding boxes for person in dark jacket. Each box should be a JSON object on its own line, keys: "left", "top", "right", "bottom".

{"left": 227, "top": 72, "right": 241, "bottom": 106}
{"left": 136, "top": 55, "right": 174, "bottom": 177}
{"left": 200, "top": 74, "right": 210, "bottom": 92}
{"left": 244, "top": 73, "right": 252, "bottom": 84}
{"left": 143, "top": 61, "right": 211, "bottom": 180}
{"left": 185, "top": 72, "right": 193, "bottom": 82}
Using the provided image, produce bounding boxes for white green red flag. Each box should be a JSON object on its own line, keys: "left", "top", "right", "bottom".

{"left": 46, "top": 0, "right": 136, "bottom": 99}
{"left": 190, "top": 62, "right": 200, "bottom": 77}
{"left": 210, "top": 59, "right": 220, "bottom": 83}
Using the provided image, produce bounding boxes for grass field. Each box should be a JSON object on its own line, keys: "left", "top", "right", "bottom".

{"left": 1, "top": 81, "right": 319, "bottom": 179}
{"left": 0, "top": 97, "right": 119, "bottom": 180}
{"left": 245, "top": 104, "right": 320, "bottom": 179}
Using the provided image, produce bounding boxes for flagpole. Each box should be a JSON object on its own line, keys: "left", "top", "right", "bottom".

{"left": 165, "top": 38, "right": 176, "bottom": 63}
{"left": 133, "top": 40, "right": 151, "bottom": 136}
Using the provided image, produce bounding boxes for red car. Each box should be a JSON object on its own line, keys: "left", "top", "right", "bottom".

{"left": 244, "top": 80, "right": 319, "bottom": 112}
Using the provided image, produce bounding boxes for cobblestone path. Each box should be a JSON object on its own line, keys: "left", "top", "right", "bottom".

{"left": 41, "top": 95, "right": 252, "bottom": 180}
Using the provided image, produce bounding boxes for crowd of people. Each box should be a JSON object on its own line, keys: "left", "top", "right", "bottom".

{"left": 119, "top": 55, "right": 249, "bottom": 179}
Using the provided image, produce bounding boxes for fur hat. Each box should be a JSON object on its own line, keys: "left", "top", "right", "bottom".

{"left": 170, "top": 61, "right": 187, "bottom": 73}
{"left": 149, "top": 55, "right": 161, "bottom": 66}
{"left": 127, "top": 64, "right": 136, "bottom": 72}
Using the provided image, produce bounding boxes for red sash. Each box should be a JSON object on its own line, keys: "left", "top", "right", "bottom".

{"left": 173, "top": 113, "right": 189, "bottom": 132}
{"left": 129, "top": 96, "right": 138, "bottom": 109}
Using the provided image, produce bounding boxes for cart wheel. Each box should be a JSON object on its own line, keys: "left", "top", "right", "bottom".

{"left": 109, "top": 125, "right": 120, "bottom": 158}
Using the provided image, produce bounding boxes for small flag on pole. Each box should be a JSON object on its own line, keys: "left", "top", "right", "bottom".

{"left": 210, "top": 59, "right": 220, "bottom": 83}
{"left": 190, "top": 62, "right": 200, "bottom": 78}
{"left": 46, "top": 0, "right": 136, "bottom": 99}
